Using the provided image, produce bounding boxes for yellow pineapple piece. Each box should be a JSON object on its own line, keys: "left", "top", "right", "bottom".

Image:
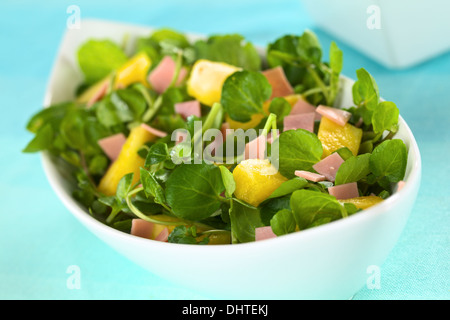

{"left": 339, "top": 196, "right": 384, "bottom": 210}
{"left": 318, "top": 117, "right": 362, "bottom": 158}
{"left": 233, "top": 159, "right": 287, "bottom": 207}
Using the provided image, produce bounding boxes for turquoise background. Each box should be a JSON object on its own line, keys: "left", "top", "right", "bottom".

{"left": 0, "top": 0, "right": 448, "bottom": 299}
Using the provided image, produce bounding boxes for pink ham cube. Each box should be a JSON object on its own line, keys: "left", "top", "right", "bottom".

{"left": 289, "top": 99, "right": 322, "bottom": 121}
{"left": 97, "top": 133, "right": 127, "bottom": 161}
{"left": 283, "top": 112, "right": 315, "bottom": 132}
{"left": 295, "top": 170, "right": 326, "bottom": 182}
{"left": 174, "top": 100, "right": 201, "bottom": 119}
{"left": 147, "top": 55, "right": 188, "bottom": 93}
{"left": 328, "top": 182, "right": 359, "bottom": 200}
{"left": 316, "top": 105, "right": 352, "bottom": 126}
{"left": 261, "top": 66, "right": 294, "bottom": 99}
{"left": 312, "top": 152, "right": 345, "bottom": 182}
{"left": 130, "top": 219, "right": 154, "bottom": 239}
{"left": 140, "top": 123, "right": 167, "bottom": 138}
{"left": 244, "top": 135, "right": 267, "bottom": 160}
{"left": 255, "top": 226, "right": 277, "bottom": 241}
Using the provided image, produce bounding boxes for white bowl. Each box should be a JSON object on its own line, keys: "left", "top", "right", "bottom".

{"left": 301, "top": 0, "right": 450, "bottom": 69}
{"left": 41, "top": 19, "right": 421, "bottom": 299}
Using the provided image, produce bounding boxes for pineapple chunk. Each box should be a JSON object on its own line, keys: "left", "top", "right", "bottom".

{"left": 318, "top": 117, "right": 362, "bottom": 158}
{"left": 187, "top": 59, "right": 241, "bottom": 106}
{"left": 114, "top": 52, "right": 152, "bottom": 89}
{"left": 97, "top": 125, "right": 156, "bottom": 196}
{"left": 233, "top": 159, "right": 287, "bottom": 207}
{"left": 339, "top": 196, "right": 384, "bottom": 210}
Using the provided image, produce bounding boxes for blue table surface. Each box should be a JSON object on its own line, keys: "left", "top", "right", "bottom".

{"left": 0, "top": 0, "right": 448, "bottom": 300}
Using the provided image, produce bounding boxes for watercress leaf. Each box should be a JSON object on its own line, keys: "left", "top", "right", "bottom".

{"left": 259, "top": 196, "right": 291, "bottom": 226}
{"left": 267, "top": 35, "right": 306, "bottom": 86}
{"left": 221, "top": 70, "right": 272, "bottom": 123}
{"left": 277, "top": 129, "right": 323, "bottom": 178}
{"left": 116, "top": 173, "right": 134, "bottom": 201}
{"left": 267, "top": 177, "right": 308, "bottom": 199}
{"left": 145, "top": 142, "right": 169, "bottom": 166}
{"left": 372, "top": 101, "right": 399, "bottom": 134}
{"left": 194, "top": 34, "right": 261, "bottom": 71}
{"left": 139, "top": 167, "right": 166, "bottom": 204}
{"left": 77, "top": 39, "right": 128, "bottom": 84}
{"left": 297, "top": 30, "right": 322, "bottom": 64}
{"left": 95, "top": 99, "right": 124, "bottom": 127}
{"left": 219, "top": 166, "right": 236, "bottom": 198}
{"left": 290, "top": 189, "right": 344, "bottom": 230}
{"left": 335, "top": 153, "right": 371, "bottom": 185}
{"left": 353, "top": 68, "right": 380, "bottom": 125}
{"left": 329, "top": 41, "right": 343, "bottom": 74}
{"left": 168, "top": 225, "right": 209, "bottom": 245}
{"left": 22, "top": 123, "right": 54, "bottom": 153}
{"left": 270, "top": 209, "right": 296, "bottom": 236}
{"left": 165, "top": 163, "right": 225, "bottom": 220}
{"left": 150, "top": 28, "right": 190, "bottom": 50}
{"left": 114, "top": 88, "right": 147, "bottom": 120}
{"left": 26, "top": 102, "right": 75, "bottom": 133}
{"left": 334, "top": 147, "right": 354, "bottom": 161}
{"left": 268, "top": 97, "right": 291, "bottom": 121}
{"left": 369, "top": 139, "right": 407, "bottom": 183}
{"left": 229, "top": 200, "right": 263, "bottom": 243}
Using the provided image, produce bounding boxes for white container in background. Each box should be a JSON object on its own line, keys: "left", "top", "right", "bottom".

{"left": 301, "top": 0, "right": 450, "bottom": 69}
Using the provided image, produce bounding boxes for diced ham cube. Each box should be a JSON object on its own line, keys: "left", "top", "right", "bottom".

{"left": 174, "top": 100, "right": 201, "bottom": 119}
{"left": 261, "top": 66, "right": 294, "bottom": 99}
{"left": 283, "top": 112, "right": 315, "bottom": 133}
{"left": 312, "top": 152, "right": 345, "bottom": 182}
{"left": 316, "top": 105, "right": 352, "bottom": 126}
{"left": 295, "top": 170, "right": 326, "bottom": 182}
{"left": 244, "top": 135, "right": 266, "bottom": 160}
{"left": 155, "top": 228, "right": 169, "bottom": 242}
{"left": 147, "top": 56, "right": 188, "bottom": 93}
{"left": 290, "top": 99, "right": 321, "bottom": 121}
{"left": 130, "top": 219, "right": 154, "bottom": 239}
{"left": 86, "top": 80, "right": 109, "bottom": 108}
{"left": 140, "top": 123, "right": 167, "bottom": 138}
{"left": 97, "top": 133, "right": 127, "bottom": 161}
{"left": 328, "top": 182, "right": 359, "bottom": 200}
{"left": 255, "top": 226, "right": 277, "bottom": 241}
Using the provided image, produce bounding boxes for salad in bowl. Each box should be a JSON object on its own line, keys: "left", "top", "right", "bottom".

{"left": 23, "top": 26, "right": 409, "bottom": 246}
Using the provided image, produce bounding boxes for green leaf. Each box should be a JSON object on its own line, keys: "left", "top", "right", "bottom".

{"left": 329, "top": 41, "right": 343, "bottom": 74}
{"left": 352, "top": 68, "right": 380, "bottom": 125}
{"left": 22, "top": 123, "right": 54, "bottom": 153}
{"left": 277, "top": 129, "right": 323, "bottom": 178}
{"left": 165, "top": 163, "right": 225, "bottom": 220}
{"left": 335, "top": 147, "right": 354, "bottom": 161}
{"left": 77, "top": 39, "right": 128, "bottom": 84}
{"left": 168, "top": 225, "right": 209, "bottom": 245}
{"left": 267, "top": 177, "right": 308, "bottom": 199}
{"left": 369, "top": 139, "right": 407, "bottom": 183}
{"left": 145, "top": 142, "right": 169, "bottom": 166}
{"left": 219, "top": 166, "right": 236, "bottom": 198}
{"left": 268, "top": 97, "right": 291, "bottom": 122}
{"left": 139, "top": 168, "right": 166, "bottom": 205}
{"left": 335, "top": 154, "right": 371, "bottom": 185}
{"left": 221, "top": 70, "right": 272, "bottom": 123}
{"left": 116, "top": 173, "right": 134, "bottom": 200}
{"left": 229, "top": 200, "right": 263, "bottom": 243}
{"left": 259, "top": 196, "right": 291, "bottom": 226}
{"left": 290, "top": 189, "right": 344, "bottom": 230}
{"left": 372, "top": 101, "right": 399, "bottom": 134}
{"left": 194, "top": 34, "right": 261, "bottom": 71}
{"left": 270, "top": 209, "right": 296, "bottom": 236}
{"left": 297, "top": 30, "right": 322, "bottom": 64}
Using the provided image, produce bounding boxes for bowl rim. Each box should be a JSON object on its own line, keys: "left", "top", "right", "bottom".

{"left": 40, "top": 18, "right": 422, "bottom": 252}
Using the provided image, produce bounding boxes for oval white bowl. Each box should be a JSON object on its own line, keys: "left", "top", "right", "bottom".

{"left": 40, "top": 19, "right": 421, "bottom": 299}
